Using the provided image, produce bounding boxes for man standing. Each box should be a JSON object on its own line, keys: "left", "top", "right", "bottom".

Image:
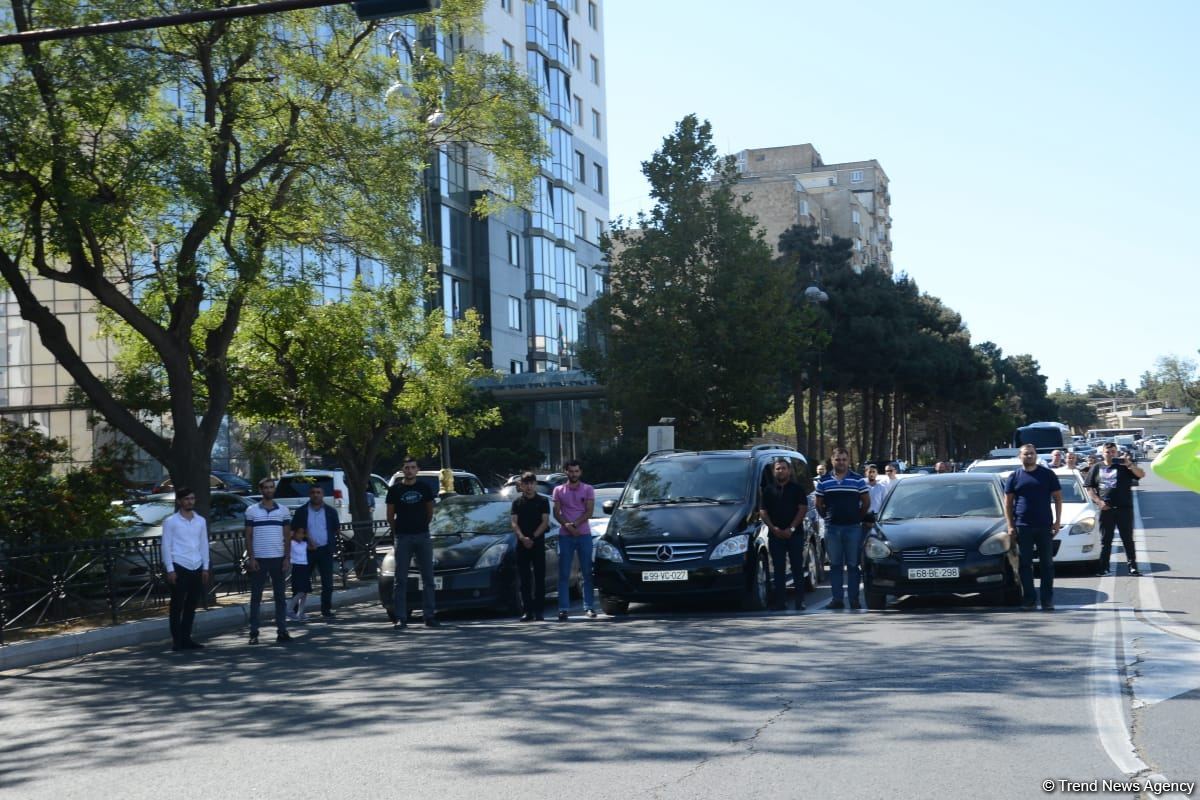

{"left": 815, "top": 448, "right": 870, "bottom": 610}
{"left": 1065, "top": 452, "right": 1082, "bottom": 472}
{"left": 865, "top": 465, "right": 888, "bottom": 517}
{"left": 759, "top": 458, "right": 808, "bottom": 612}
{"left": 510, "top": 472, "right": 551, "bottom": 621}
{"left": 162, "top": 487, "right": 210, "bottom": 651}
{"left": 1047, "top": 450, "right": 1065, "bottom": 469}
{"left": 881, "top": 463, "right": 899, "bottom": 485}
{"left": 1086, "top": 442, "right": 1146, "bottom": 577}
{"left": 934, "top": 461, "right": 951, "bottom": 474}
{"left": 245, "top": 478, "right": 292, "bottom": 644}
{"left": 387, "top": 458, "right": 438, "bottom": 628}
{"left": 553, "top": 459, "right": 596, "bottom": 620}
{"left": 291, "top": 484, "right": 340, "bottom": 620}
{"left": 1004, "top": 444, "right": 1063, "bottom": 610}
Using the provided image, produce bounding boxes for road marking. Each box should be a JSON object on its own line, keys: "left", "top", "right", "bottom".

{"left": 1089, "top": 571, "right": 1149, "bottom": 775}
{"left": 1132, "top": 492, "right": 1200, "bottom": 643}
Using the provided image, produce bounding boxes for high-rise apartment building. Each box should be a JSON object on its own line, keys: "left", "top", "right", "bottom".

{"left": 0, "top": 1, "right": 608, "bottom": 471}
{"left": 733, "top": 144, "right": 891, "bottom": 273}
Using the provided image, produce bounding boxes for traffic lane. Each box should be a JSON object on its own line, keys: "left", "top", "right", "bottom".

{"left": 1136, "top": 473, "right": 1200, "bottom": 630}
{"left": 2, "top": 597, "right": 1121, "bottom": 800}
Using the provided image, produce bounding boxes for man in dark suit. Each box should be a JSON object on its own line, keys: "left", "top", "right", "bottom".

{"left": 291, "top": 485, "right": 342, "bottom": 619}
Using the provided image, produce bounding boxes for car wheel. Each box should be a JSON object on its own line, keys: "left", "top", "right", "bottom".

{"left": 600, "top": 592, "right": 629, "bottom": 616}
{"left": 742, "top": 548, "right": 770, "bottom": 611}
{"left": 1000, "top": 585, "right": 1024, "bottom": 607}
{"left": 865, "top": 590, "right": 887, "bottom": 611}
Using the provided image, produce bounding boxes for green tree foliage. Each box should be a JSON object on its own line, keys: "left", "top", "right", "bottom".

{"left": 229, "top": 280, "right": 501, "bottom": 524}
{"left": 0, "top": 420, "right": 129, "bottom": 546}
{"left": 1049, "top": 391, "right": 1099, "bottom": 432}
{"left": 582, "top": 115, "right": 796, "bottom": 449}
{"left": 1151, "top": 355, "right": 1200, "bottom": 407}
{"left": 446, "top": 399, "right": 545, "bottom": 486}
{"left": 0, "top": 0, "right": 541, "bottom": 512}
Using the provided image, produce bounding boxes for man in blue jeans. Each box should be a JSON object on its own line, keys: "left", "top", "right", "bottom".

{"left": 553, "top": 460, "right": 596, "bottom": 620}
{"left": 386, "top": 458, "right": 438, "bottom": 629}
{"left": 815, "top": 448, "right": 870, "bottom": 610}
{"left": 1004, "top": 444, "right": 1063, "bottom": 611}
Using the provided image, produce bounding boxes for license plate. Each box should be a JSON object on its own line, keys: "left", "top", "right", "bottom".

{"left": 907, "top": 567, "right": 959, "bottom": 579}
{"left": 642, "top": 570, "right": 688, "bottom": 582}
{"left": 413, "top": 575, "right": 443, "bottom": 590}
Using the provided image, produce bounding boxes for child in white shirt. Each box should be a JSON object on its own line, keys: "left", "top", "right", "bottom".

{"left": 288, "top": 529, "right": 312, "bottom": 622}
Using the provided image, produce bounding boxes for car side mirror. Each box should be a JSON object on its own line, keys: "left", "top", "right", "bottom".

{"left": 602, "top": 499, "right": 616, "bottom": 514}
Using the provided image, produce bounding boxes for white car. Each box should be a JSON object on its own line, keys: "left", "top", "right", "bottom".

{"left": 964, "top": 457, "right": 1021, "bottom": 476}
{"left": 273, "top": 469, "right": 391, "bottom": 531}
{"left": 589, "top": 487, "right": 624, "bottom": 541}
{"left": 1048, "top": 467, "right": 1100, "bottom": 567}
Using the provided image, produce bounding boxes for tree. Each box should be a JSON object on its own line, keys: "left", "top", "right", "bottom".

{"left": 0, "top": 419, "right": 129, "bottom": 546}
{"left": 1153, "top": 355, "right": 1200, "bottom": 408}
{"left": 229, "top": 279, "right": 501, "bottom": 529}
{"left": 582, "top": 114, "right": 796, "bottom": 449}
{"left": 0, "top": 0, "right": 540, "bottom": 512}
{"left": 1049, "top": 391, "right": 1098, "bottom": 433}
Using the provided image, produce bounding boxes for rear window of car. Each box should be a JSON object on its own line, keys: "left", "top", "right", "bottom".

{"left": 276, "top": 475, "right": 335, "bottom": 498}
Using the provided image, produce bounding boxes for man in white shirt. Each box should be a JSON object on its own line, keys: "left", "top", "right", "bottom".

{"left": 865, "top": 466, "right": 888, "bottom": 516}
{"left": 162, "top": 487, "right": 210, "bottom": 651}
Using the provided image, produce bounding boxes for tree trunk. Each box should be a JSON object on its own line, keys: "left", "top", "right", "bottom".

{"left": 835, "top": 391, "right": 846, "bottom": 451}
{"left": 858, "top": 389, "right": 869, "bottom": 465}
{"left": 808, "top": 383, "right": 819, "bottom": 459}
{"left": 792, "top": 375, "right": 807, "bottom": 454}
{"left": 338, "top": 442, "right": 382, "bottom": 578}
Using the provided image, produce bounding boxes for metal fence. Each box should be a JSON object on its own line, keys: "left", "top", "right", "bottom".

{"left": 0, "top": 520, "right": 392, "bottom": 646}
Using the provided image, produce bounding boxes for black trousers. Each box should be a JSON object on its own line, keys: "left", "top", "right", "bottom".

{"left": 311, "top": 544, "right": 335, "bottom": 614}
{"left": 168, "top": 563, "right": 205, "bottom": 645}
{"left": 516, "top": 540, "right": 546, "bottom": 617}
{"left": 1099, "top": 506, "right": 1137, "bottom": 566}
{"left": 768, "top": 533, "right": 806, "bottom": 604}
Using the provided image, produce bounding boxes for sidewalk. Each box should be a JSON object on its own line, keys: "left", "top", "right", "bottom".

{"left": 0, "top": 583, "right": 379, "bottom": 673}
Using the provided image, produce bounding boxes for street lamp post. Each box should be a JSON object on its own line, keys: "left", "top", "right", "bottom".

{"left": 803, "top": 282, "right": 829, "bottom": 459}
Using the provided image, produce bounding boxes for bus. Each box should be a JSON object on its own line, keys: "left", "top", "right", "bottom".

{"left": 1086, "top": 427, "right": 1144, "bottom": 443}
{"left": 1012, "top": 421, "right": 1071, "bottom": 454}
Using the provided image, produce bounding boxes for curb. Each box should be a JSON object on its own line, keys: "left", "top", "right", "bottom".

{"left": 0, "top": 584, "right": 379, "bottom": 673}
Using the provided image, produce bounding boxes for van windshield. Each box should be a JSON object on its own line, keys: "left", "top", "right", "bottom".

{"left": 620, "top": 457, "right": 748, "bottom": 508}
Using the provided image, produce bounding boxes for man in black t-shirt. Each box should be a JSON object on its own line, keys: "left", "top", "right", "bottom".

{"left": 759, "top": 458, "right": 809, "bottom": 612}
{"left": 1086, "top": 442, "right": 1147, "bottom": 577}
{"left": 510, "top": 472, "right": 551, "bottom": 621}
{"left": 386, "top": 458, "right": 438, "bottom": 628}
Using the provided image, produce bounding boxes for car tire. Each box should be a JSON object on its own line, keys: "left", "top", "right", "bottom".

{"left": 742, "top": 548, "right": 770, "bottom": 612}
{"left": 865, "top": 590, "right": 887, "bottom": 611}
{"left": 1000, "top": 585, "right": 1023, "bottom": 607}
{"left": 600, "top": 592, "right": 629, "bottom": 616}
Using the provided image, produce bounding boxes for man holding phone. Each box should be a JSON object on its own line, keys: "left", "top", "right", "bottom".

{"left": 1086, "top": 442, "right": 1147, "bottom": 576}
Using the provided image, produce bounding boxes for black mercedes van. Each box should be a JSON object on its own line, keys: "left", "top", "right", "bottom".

{"left": 593, "top": 445, "right": 814, "bottom": 615}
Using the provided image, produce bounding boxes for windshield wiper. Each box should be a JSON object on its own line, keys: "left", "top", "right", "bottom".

{"left": 626, "top": 496, "right": 731, "bottom": 507}
{"left": 673, "top": 496, "right": 729, "bottom": 504}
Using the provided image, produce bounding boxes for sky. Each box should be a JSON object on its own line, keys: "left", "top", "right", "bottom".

{"left": 601, "top": 0, "right": 1199, "bottom": 394}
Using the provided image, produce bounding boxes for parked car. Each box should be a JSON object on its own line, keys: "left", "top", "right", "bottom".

{"left": 862, "top": 473, "right": 1021, "bottom": 610}
{"left": 273, "top": 469, "right": 390, "bottom": 534}
{"left": 497, "top": 472, "right": 568, "bottom": 497}
{"left": 389, "top": 469, "right": 486, "bottom": 499}
{"left": 109, "top": 492, "right": 256, "bottom": 586}
{"left": 592, "top": 445, "right": 813, "bottom": 616}
{"left": 588, "top": 486, "right": 625, "bottom": 541}
{"left": 151, "top": 471, "right": 253, "bottom": 496}
{"left": 1046, "top": 467, "right": 1101, "bottom": 569}
{"left": 964, "top": 458, "right": 1021, "bottom": 476}
{"left": 377, "top": 493, "right": 576, "bottom": 620}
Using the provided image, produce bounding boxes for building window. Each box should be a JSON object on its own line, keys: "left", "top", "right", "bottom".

{"left": 572, "top": 0, "right": 580, "bottom": 12}
{"left": 508, "top": 296, "right": 523, "bottom": 330}
{"left": 589, "top": 55, "right": 599, "bottom": 84}
{"left": 593, "top": 163, "right": 604, "bottom": 194}
{"left": 800, "top": 199, "right": 810, "bottom": 217}
{"left": 507, "top": 231, "right": 520, "bottom": 266}
{"left": 572, "top": 95, "right": 583, "bottom": 126}
{"left": 577, "top": 265, "right": 587, "bottom": 295}
{"left": 595, "top": 217, "right": 604, "bottom": 241}
{"left": 500, "top": 0, "right": 511, "bottom": 11}
{"left": 502, "top": 40, "right": 515, "bottom": 62}
{"left": 851, "top": 209, "right": 861, "bottom": 225}
{"left": 851, "top": 169, "right": 864, "bottom": 183}
{"left": 570, "top": 40, "right": 581, "bottom": 70}
{"left": 576, "top": 209, "right": 586, "bottom": 240}
{"left": 510, "top": 359, "right": 525, "bottom": 374}
{"left": 587, "top": 1, "right": 597, "bottom": 29}
{"left": 591, "top": 109, "right": 601, "bottom": 139}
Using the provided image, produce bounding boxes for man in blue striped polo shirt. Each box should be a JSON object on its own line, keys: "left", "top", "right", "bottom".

{"left": 815, "top": 447, "right": 871, "bottom": 610}
{"left": 245, "top": 477, "right": 293, "bottom": 644}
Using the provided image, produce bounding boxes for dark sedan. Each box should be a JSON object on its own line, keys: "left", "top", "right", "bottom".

{"left": 378, "top": 494, "right": 574, "bottom": 621}
{"left": 862, "top": 474, "right": 1021, "bottom": 610}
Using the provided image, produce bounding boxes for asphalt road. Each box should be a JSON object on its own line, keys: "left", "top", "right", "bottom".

{"left": 2, "top": 475, "right": 1197, "bottom": 800}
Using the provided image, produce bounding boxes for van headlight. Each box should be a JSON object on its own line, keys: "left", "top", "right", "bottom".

{"left": 380, "top": 555, "right": 395, "bottom": 577}
{"left": 595, "top": 540, "right": 624, "bottom": 562}
{"left": 864, "top": 536, "right": 894, "bottom": 561}
{"left": 710, "top": 534, "right": 749, "bottom": 560}
{"left": 979, "top": 531, "right": 1012, "bottom": 555}
{"left": 1068, "top": 517, "right": 1095, "bottom": 535}
{"left": 474, "top": 541, "right": 509, "bottom": 568}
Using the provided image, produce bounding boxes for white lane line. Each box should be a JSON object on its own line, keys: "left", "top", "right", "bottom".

{"left": 1132, "top": 492, "right": 1200, "bottom": 643}
{"left": 1089, "top": 571, "right": 1149, "bottom": 775}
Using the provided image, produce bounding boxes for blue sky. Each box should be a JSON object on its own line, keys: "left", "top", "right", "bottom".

{"left": 601, "top": 0, "right": 1199, "bottom": 393}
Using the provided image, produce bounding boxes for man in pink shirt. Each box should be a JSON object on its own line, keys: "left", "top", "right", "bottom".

{"left": 553, "top": 460, "right": 596, "bottom": 620}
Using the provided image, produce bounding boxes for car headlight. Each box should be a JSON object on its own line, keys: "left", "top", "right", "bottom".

{"left": 979, "top": 531, "right": 1012, "bottom": 556}
{"left": 595, "top": 539, "right": 624, "bottom": 562}
{"left": 1068, "top": 517, "right": 1095, "bottom": 535}
{"left": 380, "top": 555, "right": 395, "bottom": 577}
{"left": 710, "top": 534, "right": 749, "bottom": 560}
{"left": 474, "top": 540, "right": 509, "bottom": 568}
{"left": 863, "top": 536, "right": 893, "bottom": 560}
